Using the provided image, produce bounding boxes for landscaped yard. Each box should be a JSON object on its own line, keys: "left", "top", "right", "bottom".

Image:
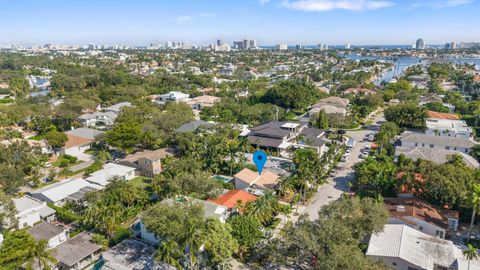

{"left": 52, "top": 155, "right": 82, "bottom": 167}
{"left": 128, "top": 176, "right": 151, "bottom": 189}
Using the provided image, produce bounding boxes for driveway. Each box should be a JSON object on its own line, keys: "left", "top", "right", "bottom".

{"left": 303, "top": 112, "right": 384, "bottom": 220}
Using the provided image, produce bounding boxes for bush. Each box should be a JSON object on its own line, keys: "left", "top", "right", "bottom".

{"left": 59, "top": 160, "right": 70, "bottom": 168}
{"left": 68, "top": 156, "right": 78, "bottom": 164}
{"left": 47, "top": 203, "right": 81, "bottom": 224}
{"left": 110, "top": 226, "right": 131, "bottom": 246}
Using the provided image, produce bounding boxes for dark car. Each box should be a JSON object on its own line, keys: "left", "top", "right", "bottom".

{"left": 338, "top": 129, "right": 346, "bottom": 135}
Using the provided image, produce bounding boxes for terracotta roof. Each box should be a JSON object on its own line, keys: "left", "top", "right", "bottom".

{"left": 384, "top": 197, "right": 459, "bottom": 230}
{"left": 427, "top": 111, "right": 460, "bottom": 120}
{"left": 208, "top": 190, "right": 257, "bottom": 208}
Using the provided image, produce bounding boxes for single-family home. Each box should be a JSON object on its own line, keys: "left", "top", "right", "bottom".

{"left": 176, "top": 120, "right": 214, "bottom": 133}
{"left": 248, "top": 121, "right": 327, "bottom": 157}
{"left": 119, "top": 148, "right": 175, "bottom": 177}
{"left": 188, "top": 95, "right": 221, "bottom": 110}
{"left": 395, "top": 146, "right": 480, "bottom": 168}
{"left": 60, "top": 128, "right": 104, "bottom": 156}
{"left": 154, "top": 91, "right": 190, "bottom": 105}
{"left": 28, "top": 222, "right": 68, "bottom": 249}
{"left": 208, "top": 189, "right": 257, "bottom": 211}
{"left": 78, "top": 102, "right": 133, "bottom": 127}
{"left": 309, "top": 96, "right": 349, "bottom": 117}
{"left": 384, "top": 197, "right": 459, "bottom": 239}
{"left": 101, "top": 239, "right": 175, "bottom": 270}
{"left": 343, "top": 88, "right": 376, "bottom": 96}
{"left": 398, "top": 132, "right": 477, "bottom": 154}
{"left": 85, "top": 163, "right": 136, "bottom": 187}
{"left": 234, "top": 168, "right": 279, "bottom": 195}
{"left": 366, "top": 224, "right": 478, "bottom": 270}
{"left": 52, "top": 232, "right": 102, "bottom": 270}
{"left": 425, "top": 118, "right": 472, "bottom": 138}
{"left": 13, "top": 196, "right": 56, "bottom": 229}
{"left": 30, "top": 178, "right": 103, "bottom": 206}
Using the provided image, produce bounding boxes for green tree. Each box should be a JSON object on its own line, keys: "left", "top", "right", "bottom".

{"left": 0, "top": 230, "right": 36, "bottom": 269}
{"left": 468, "top": 184, "right": 480, "bottom": 241}
{"left": 0, "top": 191, "right": 16, "bottom": 228}
{"left": 156, "top": 240, "right": 183, "bottom": 270}
{"left": 25, "top": 240, "right": 57, "bottom": 270}
{"left": 227, "top": 215, "right": 263, "bottom": 261}
{"left": 313, "top": 109, "right": 329, "bottom": 129}
{"left": 384, "top": 103, "right": 427, "bottom": 129}
{"left": 245, "top": 191, "right": 280, "bottom": 225}
{"left": 202, "top": 219, "right": 238, "bottom": 268}
{"left": 44, "top": 130, "right": 68, "bottom": 148}
{"left": 464, "top": 243, "right": 479, "bottom": 270}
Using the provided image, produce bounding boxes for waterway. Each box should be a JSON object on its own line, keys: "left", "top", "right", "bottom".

{"left": 344, "top": 54, "right": 480, "bottom": 83}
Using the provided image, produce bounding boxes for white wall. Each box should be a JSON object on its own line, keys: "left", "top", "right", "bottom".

{"left": 388, "top": 217, "right": 445, "bottom": 238}
{"left": 47, "top": 231, "right": 68, "bottom": 249}
{"left": 368, "top": 255, "right": 424, "bottom": 270}
{"left": 17, "top": 212, "right": 41, "bottom": 229}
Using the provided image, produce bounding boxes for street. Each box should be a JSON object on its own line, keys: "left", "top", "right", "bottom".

{"left": 303, "top": 112, "right": 385, "bottom": 220}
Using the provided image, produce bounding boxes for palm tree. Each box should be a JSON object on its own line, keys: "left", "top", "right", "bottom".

{"left": 467, "top": 184, "right": 480, "bottom": 240}
{"left": 247, "top": 191, "right": 279, "bottom": 225}
{"left": 25, "top": 240, "right": 57, "bottom": 270}
{"left": 464, "top": 243, "right": 478, "bottom": 270}
{"left": 156, "top": 240, "right": 183, "bottom": 270}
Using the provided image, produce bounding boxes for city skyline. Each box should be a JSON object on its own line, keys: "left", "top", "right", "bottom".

{"left": 1, "top": 0, "right": 479, "bottom": 45}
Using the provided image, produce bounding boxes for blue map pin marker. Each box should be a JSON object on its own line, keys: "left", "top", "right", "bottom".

{"left": 253, "top": 150, "right": 267, "bottom": 175}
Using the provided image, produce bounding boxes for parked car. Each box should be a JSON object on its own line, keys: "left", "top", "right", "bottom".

{"left": 338, "top": 129, "right": 347, "bottom": 135}
{"left": 360, "top": 152, "right": 369, "bottom": 159}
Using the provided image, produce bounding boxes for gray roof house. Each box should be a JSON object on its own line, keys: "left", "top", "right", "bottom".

{"left": 102, "top": 239, "right": 175, "bottom": 270}
{"left": 176, "top": 120, "right": 214, "bottom": 133}
{"left": 52, "top": 232, "right": 101, "bottom": 270}
{"left": 78, "top": 102, "right": 132, "bottom": 127}
{"left": 104, "top": 102, "right": 132, "bottom": 114}
{"left": 28, "top": 222, "right": 67, "bottom": 249}
{"left": 398, "top": 132, "right": 478, "bottom": 154}
{"left": 309, "top": 96, "right": 350, "bottom": 117}
{"left": 395, "top": 146, "right": 480, "bottom": 168}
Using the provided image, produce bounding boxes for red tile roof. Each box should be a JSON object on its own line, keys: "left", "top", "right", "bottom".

{"left": 427, "top": 111, "right": 460, "bottom": 120}
{"left": 208, "top": 190, "right": 257, "bottom": 209}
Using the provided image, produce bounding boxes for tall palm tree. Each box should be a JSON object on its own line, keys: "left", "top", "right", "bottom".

{"left": 25, "top": 240, "right": 57, "bottom": 270}
{"left": 156, "top": 240, "right": 183, "bottom": 270}
{"left": 247, "top": 191, "right": 279, "bottom": 225}
{"left": 464, "top": 244, "right": 478, "bottom": 270}
{"left": 467, "top": 184, "right": 480, "bottom": 240}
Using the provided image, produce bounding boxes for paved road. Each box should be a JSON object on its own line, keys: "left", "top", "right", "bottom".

{"left": 303, "top": 112, "right": 385, "bottom": 220}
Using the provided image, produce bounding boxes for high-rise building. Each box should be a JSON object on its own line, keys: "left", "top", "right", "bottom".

{"left": 415, "top": 38, "right": 425, "bottom": 50}
{"left": 445, "top": 42, "right": 457, "bottom": 50}
{"left": 233, "top": 39, "right": 257, "bottom": 50}
{"left": 249, "top": 39, "right": 257, "bottom": 49}
{"left": 295, "top": 45, "right": 302, "bottom": 50}
{"left": 345, "top": 43, "right": 351, "bottom": 49}
{"left": 217, "top": 39, "right": 225, "bottom": 46}
{"left": 276, "top": 44, "right": 288, "bottom": 51}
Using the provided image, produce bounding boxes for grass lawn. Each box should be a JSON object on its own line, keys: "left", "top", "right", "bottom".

{"left": 52, "top": 156, "right": 82, "bottom": 167}
{"left": 29, "top": 134, "right": 44, "bottom": 141}
{"left": 129, "top": 176, "right": 152, "bottom": 189}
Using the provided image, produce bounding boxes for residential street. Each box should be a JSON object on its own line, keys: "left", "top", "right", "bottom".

{"left": 303, "top": 112, "right": 385, "bottom": 220}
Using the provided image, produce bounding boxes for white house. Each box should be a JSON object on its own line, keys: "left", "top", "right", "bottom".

{"left": 30, "top": 178, "right": 103, "bottom": 206}
{"left": 425, "top": 118, "right": 472, "bottom": 139}
{"left": 155, "top": 91, "right": 190, "bottom": 105}
{"left": 78, "top": 102, "right": 133, "bottom": 128}
{"left": 28, "top": 222, "right": 67, "bottom": 249}
{"left": 367, "top": 224, "right": 479, "bottom": 270}
{"left": 85, "top": 163, "right": 136, "bottom": 187}
{"left": 13, "top": 196, "right": 56, "bottom": 229}
{"left": 398, "top": 132, "right": 477, "bottom": 154}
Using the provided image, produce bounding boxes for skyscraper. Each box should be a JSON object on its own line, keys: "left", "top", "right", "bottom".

{"left": 415, "top": 38, "right": 425, "bottom": 50}
{"left": 217, "top": 39, "right": 225, "bottom": 46}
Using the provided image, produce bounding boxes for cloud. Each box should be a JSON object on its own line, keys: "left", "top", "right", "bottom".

{"left": 280, "top": 0, "right": 394, "bottom": 11}
{"left": 175, "top": 15, "right": 194, "bottom": 25}
{"left": 260, "top": 0, "right": 271, "bottom": 4}
{"left": 409, "top": 0, "right": 474, "bottom": 9}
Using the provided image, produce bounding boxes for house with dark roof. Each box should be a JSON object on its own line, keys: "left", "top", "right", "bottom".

{"left": 52, "top": 232, "right": 101, "bottom": 270}
{"left": 248, "top": 121, "right": 327, "bottom": 157}
{"left": 28, "top": 222, "right": 67, "bottom": 249}
{"left": 384, "top": 197, "right": 459, "bottom": 239}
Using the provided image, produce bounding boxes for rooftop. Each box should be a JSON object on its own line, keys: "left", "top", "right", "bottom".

{"left": 65, "top": 128, "right": 104, "bottom": 140}
{"left": 234, "top": 168, "right": 279, "bottom": 189}
{"left": 176, "top": 120, "right": 213, "bottom": 133}
{"left": 208, "top": 190, "right": 257, "bottom": 209}
{"left": 428, "top": 111, "right": 460, "bottom": 120}
{"left": 85, "top": 163, "right": 136, "bottom": 187}
{"left": 399, "top": 132, "right": 477, "bottom": 149}
{"left": 395, "top": 146, "right": 479, "bottom": 168}
{"left": 104, "top": 102, "right": 132, "bottom": 114}
{"left": 53, "top": 232, "right": 101, "bottom": 267}
{"left": 121, "top": 148, "right": 175, "bottom": 163}
{"left": 366, "top": 224, "right": 474, "bottom": 270}
{"left": 28, "top": 222, "right": 64, "bottom": 241}
{"left": 384, "top": 197, "right": 459, "bottom": 230}
{"left": 311, "top": 96, "right": 349, "bottom": 109}
{"left": 30, "top": 178, "right": 102, "bottom": 203}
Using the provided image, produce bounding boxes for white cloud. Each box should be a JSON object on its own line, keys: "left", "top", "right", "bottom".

{"left": 260, "top": 0, "right": 271, "bottom": 4}
{"left": 280, "top": 0, "right": 395, "bottom": 11}
{"left": 175, "top": 15, "right": 194, "bottom": 25}
{"left": 409, "top": 0, "right": 474, "bottom": 9}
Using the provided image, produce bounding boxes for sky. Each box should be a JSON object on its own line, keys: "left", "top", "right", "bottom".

{"left": 0, "top": 0, "right": 479, "bottom": 46}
